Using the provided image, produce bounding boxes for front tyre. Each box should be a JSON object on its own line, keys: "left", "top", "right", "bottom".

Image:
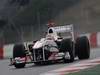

{"left": 13, "top": 44, "right": 26, "bottom": 68}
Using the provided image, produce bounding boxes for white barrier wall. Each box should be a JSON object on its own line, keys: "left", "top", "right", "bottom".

{"left": 3, "top": 42, "right": 33, "bottom": 59}
{"left": 3, "top": 44, "right": 14, "bottom": 59}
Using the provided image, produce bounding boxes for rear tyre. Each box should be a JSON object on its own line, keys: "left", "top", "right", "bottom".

{"left": 60, "top": 39, "right": 74, "bottom": 63}
{"left": 13, "top": 44, "right": 26, "bottom": 68}
{"left": 75, "top": 36, "right": 90, "bottom": 59}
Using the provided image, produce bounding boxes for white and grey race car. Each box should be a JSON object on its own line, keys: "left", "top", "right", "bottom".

{"left": 10, "top": 25, "right": 90, "bottom": 68}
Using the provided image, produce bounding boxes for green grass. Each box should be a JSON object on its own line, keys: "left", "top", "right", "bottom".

{"left": 67, "top": 65, "right": 100, "bottom": 75}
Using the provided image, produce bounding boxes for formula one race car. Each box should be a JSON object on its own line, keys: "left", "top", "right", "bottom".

{"left": 10, "top": 24, "right": 90, "bottom": 68}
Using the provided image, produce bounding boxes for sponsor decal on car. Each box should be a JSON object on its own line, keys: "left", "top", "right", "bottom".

{"left": 15, "top": 57, "right": 26, "bottom": 64}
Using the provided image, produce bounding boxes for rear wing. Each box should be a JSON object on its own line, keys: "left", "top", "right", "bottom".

{"left": 48, "top": 24, "right": 74, "bottom": 33}
{"left": 47, "top": 24, "right": 75, "bottom": 41}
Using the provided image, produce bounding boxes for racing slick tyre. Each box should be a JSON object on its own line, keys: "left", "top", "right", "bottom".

{"left": 75, "top": 36, "right": 90, "bottom": 59}
{"left": 60, "top": 39, "right": 74, "bottom": 63}
{"left": 13, "top": 44, "right": 26, "bottom": 68}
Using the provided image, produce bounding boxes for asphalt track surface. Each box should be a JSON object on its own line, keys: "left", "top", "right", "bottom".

{"left": 0, "top": 48, "right": 100, "bottom": 75}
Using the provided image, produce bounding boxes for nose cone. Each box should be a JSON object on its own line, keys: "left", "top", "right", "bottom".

{"left": 33, "top": 41, "right": 43, "bottom": 49}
